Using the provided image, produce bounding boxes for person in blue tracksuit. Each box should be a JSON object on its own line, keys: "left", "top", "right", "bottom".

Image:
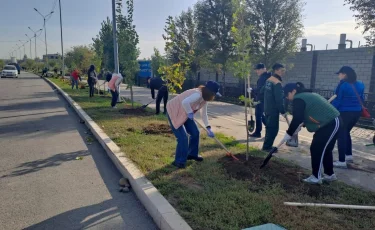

{"left": 250, "top": 63, "right": 271, "bottom": 138}
{"left": 331, "top": 66, "right": 365, "bottom": 168}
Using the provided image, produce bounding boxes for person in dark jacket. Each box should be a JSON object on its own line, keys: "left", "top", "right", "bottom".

{"left": 262, "top": 63, "right": 286, "bottom": 151}
{"left": 250, "top": 63, "right": 271, "bottom": 138}
{"left": 331, "top": 66, "right": 365, "bottom": 168}
{"left": 148, "top": 77, "right": 168, "bottom": 114}
{"left": 87, "top": 65, "right": 97, "bottom": 97}
{"left": 283, "top": 82, "right": 341, "bottom": 184}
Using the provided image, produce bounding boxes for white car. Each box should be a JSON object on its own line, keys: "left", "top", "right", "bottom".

{"left": 1, "top": 65, "right": 18, "bottom": 78}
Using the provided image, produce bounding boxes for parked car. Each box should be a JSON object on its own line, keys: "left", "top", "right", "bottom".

{"left": 8, "top": 62, "right": 21, "bottom": 74}
{"left": 1, "top": 65, "right": 18, "bottom": 78}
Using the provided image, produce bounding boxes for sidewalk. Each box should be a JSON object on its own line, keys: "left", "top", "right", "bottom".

{"left": 93, "top": 81, "right": 375, "bottom": 192}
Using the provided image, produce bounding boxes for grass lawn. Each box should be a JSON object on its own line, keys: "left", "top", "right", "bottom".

{"left": 51, "top": 78, "right": 375, "bottom": 230}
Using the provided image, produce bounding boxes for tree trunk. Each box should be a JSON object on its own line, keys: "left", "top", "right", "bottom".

{"left": 130, "top": 86, "right": 134, "bottom": 108}
{"left": 244, "top": 76, "right": 249, "bottom": 160}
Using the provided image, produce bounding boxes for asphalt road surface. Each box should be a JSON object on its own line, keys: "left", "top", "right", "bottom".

{"left": 0, "top": 72, "right": 157, "bottom": 230}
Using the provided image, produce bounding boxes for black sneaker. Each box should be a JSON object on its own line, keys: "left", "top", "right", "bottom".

{"left": 249, "top": 133, "right": 261, "bottom": 138}
{"left": 155, "top": 112, "right": 160, "bottom": 115}
{"left": 172, "top": 161, "right": 186, "bottom": 169}
{"left": 187, "top": 155, "right": 204, "bottom": 162}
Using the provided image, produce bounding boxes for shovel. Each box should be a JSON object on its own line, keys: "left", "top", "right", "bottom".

{"left": 141, "top": 99, "right": 155, "bottom": 109}
{"left": 248, "top": 116, "right": 255, "bottom": 133}
{"left": 195, "top": 120, "right": 239, "bottom": 161}
{"left": 260, "top": 140, "right": 286, "bottom": 169}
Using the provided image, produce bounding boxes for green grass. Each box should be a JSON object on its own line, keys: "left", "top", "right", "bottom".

{"left": 51, "top": 78, "right": 375, "bottom": 230}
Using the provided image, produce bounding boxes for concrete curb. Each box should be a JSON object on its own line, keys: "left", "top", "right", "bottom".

{"left": 43, "top": 77, "right": 192, "bottom": 230}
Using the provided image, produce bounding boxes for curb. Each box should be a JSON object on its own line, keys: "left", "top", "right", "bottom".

{"left": 43, "top": 77, "right": 192, "bottom": 230}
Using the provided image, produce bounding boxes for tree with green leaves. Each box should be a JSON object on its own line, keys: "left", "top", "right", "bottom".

{"left": 151, "top": 48, "right": 165, "bottom": 77}
{"left": 64, "top": 45, "right": 98, "bottom": 74}
{"left": 244, "top": 0, "right": 304, "bottom": 67}
{"left": 92, "top": 18, "right": 114, "bottom": 71}
{"left": 161, "top": 14, "right": 194, "bottom": 94}
{"left": 195, "top": 0, "right": 235, "bottom": 95}
{"left": 116, "top": 0, "right": 140, "bottom": 107}
{"left": 345, "top": 0, "right": 375, "bottom": 46}
{"left": 231, "top": 0, "right": 253, "bottom": 159}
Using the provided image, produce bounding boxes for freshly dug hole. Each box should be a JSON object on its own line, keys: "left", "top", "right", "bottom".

{"left": 219, "top": 154, "right": 337, "bottom": 198}
{"left": 142, "top": 124, "right": 172, "bottom": 135}
{"left": 119, "top": 104, "right": 154, "bottom": 116}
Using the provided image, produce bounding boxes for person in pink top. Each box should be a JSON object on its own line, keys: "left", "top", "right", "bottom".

{"left": 166, "top": 81, "right": 222, "bottom": 168}
{"left": 108, "top": 73, "right": 123, "bottom": 108}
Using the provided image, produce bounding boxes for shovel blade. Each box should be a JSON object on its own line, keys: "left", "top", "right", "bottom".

{"left": 248, "top": 119, "right": 255, "bottom": 133}
{"left": 260, "top": 147, "right": 278, "bottom": 169}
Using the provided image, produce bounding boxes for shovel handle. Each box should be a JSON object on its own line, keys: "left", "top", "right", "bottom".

{"left": 194, "top": 120, "right": 231, "bottom": 154}
{"left": 328, "top": 95, "right": 337, "bottom": 103}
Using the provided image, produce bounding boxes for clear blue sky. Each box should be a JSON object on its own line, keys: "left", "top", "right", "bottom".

{"left": 0, "top": 0, "right": 366, "bottom": 60}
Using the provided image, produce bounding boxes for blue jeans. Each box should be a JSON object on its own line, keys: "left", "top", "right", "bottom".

{"left": 71, "top": 77, "right": 78, "bottom": 89}
{"left": 110, "top": 90, "right": 119, "bottom": 107}
{"left": 167, "top": 114, "right": 200, "bottom": 166}
{"left": 254, "top": 102, "right": 266, "bottom": 135}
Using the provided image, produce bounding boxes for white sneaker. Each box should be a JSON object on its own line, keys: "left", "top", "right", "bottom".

{"left": 112, "top": 106, "right": 117, "bottom": 109}
{"left": 333, "top": 161, "right": 347, "bottom": 168}
{"left": 345, "top": 155, "right": 353, "bottom": 163}
{"left": 302, "top": 175, "right": 322, "bottom": 184}
{"left": 323, "top": 174, "right": 338, "bottom": 182}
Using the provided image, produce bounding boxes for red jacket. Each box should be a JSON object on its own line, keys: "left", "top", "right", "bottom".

{"left": 72, "top": 70, "right": 80, "bottom": 80}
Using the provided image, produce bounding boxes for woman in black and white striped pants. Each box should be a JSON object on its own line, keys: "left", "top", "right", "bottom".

{"left": 282, "top": 82, "right": 341, "bottom": 184}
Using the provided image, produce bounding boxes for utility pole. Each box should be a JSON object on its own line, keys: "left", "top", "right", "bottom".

{"left": 25, "top": 34, "right": 32, "bottom": 59}
{"left": 16, "top": 44, "right": 22, "bottom": 60}
{"left": 19, "top": 40, "right": 27, "bottom": 59}
{"left": 28, "top": 27, "right": 42, "bottom": 60}
{"left": 34, "top": 8, "right": 53, "bottom": 67}
{"left": 59, "top": 0, "right": 65, "bottom": 76}
{"left": 112, "top": 0, "right": 120, "bottom": 102}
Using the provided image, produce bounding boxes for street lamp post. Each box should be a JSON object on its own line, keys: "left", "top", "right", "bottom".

{"left": 112, "top": 0, "right": 120, "bottom": 102}
{"left": 28, "top": 27, "right": 42, "bottom": 60}
{"left": 25, "top": 34, "right": 33, "bottom": 59}
{"left": 19, "top": 40, "right": 27, "bottom": 59}
{"left": 34, "top": 8, "right": 53, "bottom": 67}
{"left": 59, "top": 0, "right": 65, "bottom": 76}
{"left": 16, "top": 44, "right": 22, "bottom": 60}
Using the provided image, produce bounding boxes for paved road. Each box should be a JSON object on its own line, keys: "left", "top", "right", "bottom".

{"left": 92, "top": 81, "right": 375, "bottom": 192}
{"left": 0, "top": 73, "right": 157, "bottom": 230}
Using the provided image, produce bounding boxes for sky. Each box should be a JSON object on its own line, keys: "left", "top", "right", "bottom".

{"left": 0, "top": 0, "right": 367, "bottom": 60}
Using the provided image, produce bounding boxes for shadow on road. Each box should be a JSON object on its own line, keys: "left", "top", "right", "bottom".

{"left": 1, "top": 150, "right": 90, "bottom": 178}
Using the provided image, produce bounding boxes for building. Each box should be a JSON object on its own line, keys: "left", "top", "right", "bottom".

{"left": 43, "top": 53, "right": 61, "bottom": 61}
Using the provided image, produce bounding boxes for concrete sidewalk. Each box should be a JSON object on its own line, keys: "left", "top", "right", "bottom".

{"left": 0, "top": 73, "right": 157, "bottom": 230}
{"left": 98, "top": 81, "right": 375, "bottom": 192}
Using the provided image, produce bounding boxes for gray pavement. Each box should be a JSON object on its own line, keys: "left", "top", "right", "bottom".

{"left": 97, "top": 81, "right": 375, "bottom": 192}
{"left": 0, "top": 73, "right": 157, "bottom": 230}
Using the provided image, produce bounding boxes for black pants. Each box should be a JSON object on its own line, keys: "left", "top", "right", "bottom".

{"left": 337, "top": 111, "right": 361, "bottom": 162}
{"left": 254, "top": 102, "right": 266, "bottom": 135}
{"left": 89, "top": 83, "right": 94, "bottom": 97}
{"left": 156, "top": 87, "right": 168, "bottom": 114}
{"left": 110, "top": 90, "right": 119, "bottom": 107}
{"left": 262, "top": 113, "right": 279, "bottom": 150}
{"left": 310, "top": 117, "right": 341, "bottom": 179}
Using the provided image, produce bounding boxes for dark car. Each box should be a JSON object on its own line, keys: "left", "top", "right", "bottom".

{"left": 8, "top": 63, "right": 21, "bottom": 74}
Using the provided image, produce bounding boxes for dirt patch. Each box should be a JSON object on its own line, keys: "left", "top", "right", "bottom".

{"left": 118, "top": 105, "right": 154, "bottom": 116}
{"left": 219, "top": 154, "right": 336, "bottom": 198}
{"left": 126, "top": 127, "right": 135, "bottom": 132}
{"left": 142, "top": 124, "right": 172, "bottom": 136}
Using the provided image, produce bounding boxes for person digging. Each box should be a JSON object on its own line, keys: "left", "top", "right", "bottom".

{"left": 147, "top": 76, "right": 168, "bottom": 115}
{"left": 283, "top": 82, "right": 341, "bottom": 184}
{"left": 166, "top": 81, "right": 221, "bottom": 169}
{"left": 262, "top": 63, "right": 287, "bottom": 151}
{"left": 108, "top": 73, "right": 123, "bottom": 109}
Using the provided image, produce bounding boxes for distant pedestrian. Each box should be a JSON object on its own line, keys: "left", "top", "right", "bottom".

{"left": 71, "top": 69, "right": 80, "bottom": 90}
{"left": 87, "top": 65, "right": 97, "bottom": 97}
{"left": 108, "top": 73, "right": 123, "bottom": 108}
{"left": 250, "top": 63, "right": 271, "bottom": 138}
{"left": 283, "top": 82, "right": 341, "bottom": 184}
{"left": 331, "top": 66, "right": 365, "bottom": 168}
{"left": 262, "top": 63, "right": 286, "bottom": 151}
{"left": 147, "top": 76, "right": 168, "bottom": 115}
{"left": 166, "top": 81, "right": 221, "bottom": 169}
